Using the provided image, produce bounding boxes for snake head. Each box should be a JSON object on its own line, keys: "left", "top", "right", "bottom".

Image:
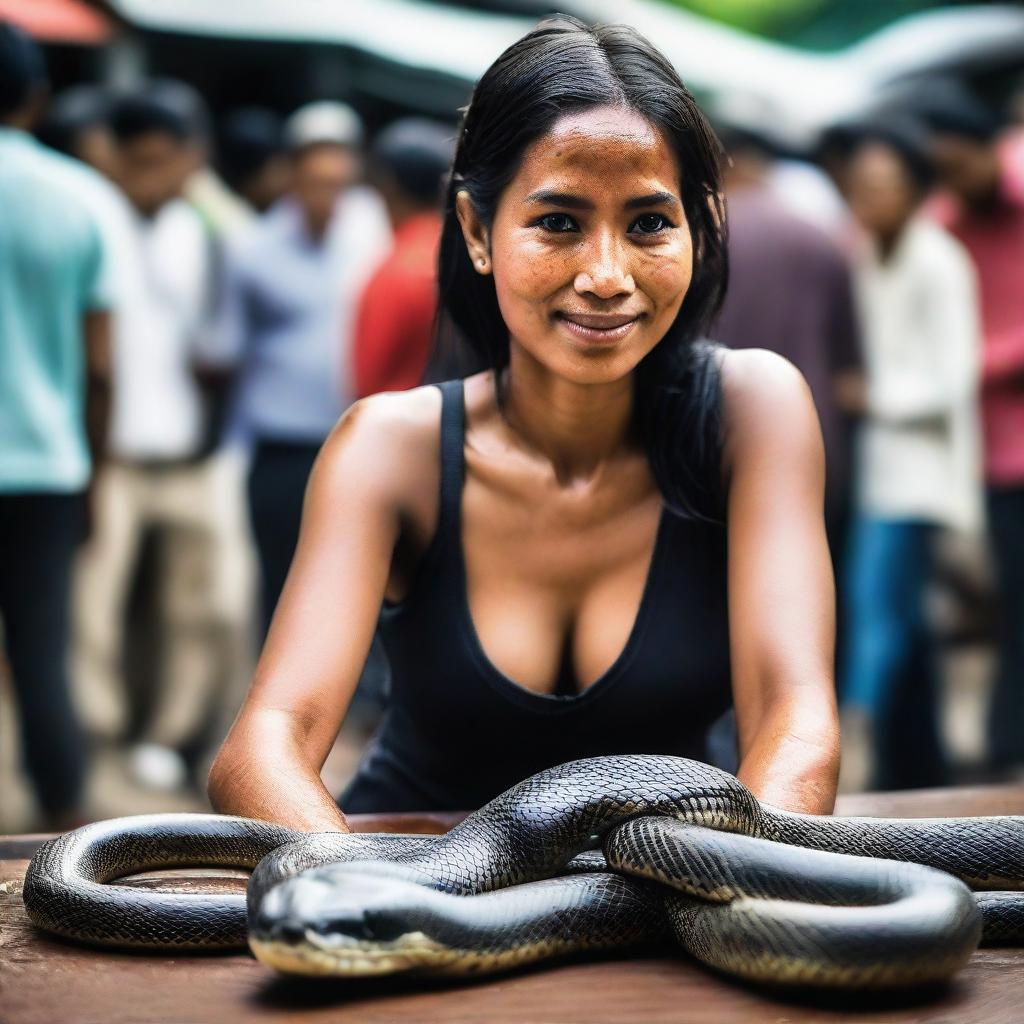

{"left": 248, "top": 863, "right": 457, "bottom": 976}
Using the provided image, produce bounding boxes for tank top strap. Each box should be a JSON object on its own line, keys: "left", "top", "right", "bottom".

{"left": 434, "top": 379, "right": 466, "bottom": 536}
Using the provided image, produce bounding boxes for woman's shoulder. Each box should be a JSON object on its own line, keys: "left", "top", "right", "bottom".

{"left": 343, "top": 384, "right": 445, "bottom": 441}
{"left": 716, "top": 346, "right": 806, "bottom": 402}
{"left": 715, "top": 347, "right": 820, "bottom": 473}
{"left": 314, "top": 384, "right": 447, "bottom": 513}
{"left": 687, "top": 339, "right": 802, "bottom": 396}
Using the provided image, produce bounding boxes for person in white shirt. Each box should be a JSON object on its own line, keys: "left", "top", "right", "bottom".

{"left": 73, "top": 81, "right": 251, "bottom": 790}
{"left": 840, "top": 118, "right": 982, "bottom": 790}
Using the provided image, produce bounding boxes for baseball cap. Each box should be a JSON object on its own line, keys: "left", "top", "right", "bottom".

{"left": 284, "top": 101, "right": 363, "bottom": 151}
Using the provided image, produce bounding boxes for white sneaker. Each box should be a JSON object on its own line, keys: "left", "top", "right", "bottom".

{"left": 128, "top": 743, "right": 188, "bottom": 792}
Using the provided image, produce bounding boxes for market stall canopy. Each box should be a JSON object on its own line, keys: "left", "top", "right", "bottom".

{"left": 104, "top": 0, "right": 1024, "bottom": 148}
{"left": 0, "top": 0, "right": 112, "bottom": 44}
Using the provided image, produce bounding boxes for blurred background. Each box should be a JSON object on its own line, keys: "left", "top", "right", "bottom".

{"left": 2, "top": 0, "right": 1024, "bottom": 833}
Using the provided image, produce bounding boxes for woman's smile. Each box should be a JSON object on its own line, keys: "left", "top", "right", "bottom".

{"left": 555, "top": 311, "right": 643, "bottom": 346}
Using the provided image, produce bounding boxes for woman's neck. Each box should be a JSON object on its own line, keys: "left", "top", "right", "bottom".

{"left": 497, "top": 346, "right": 636, "bottom": 488}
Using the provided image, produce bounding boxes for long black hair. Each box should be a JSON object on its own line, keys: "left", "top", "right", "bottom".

{"left": 434, "top": 14, "right": 729, "bottom": 521}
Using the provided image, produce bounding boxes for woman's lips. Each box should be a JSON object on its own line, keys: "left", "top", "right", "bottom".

{"left": 557, "top": 312, "right": 640, "bottom": 344}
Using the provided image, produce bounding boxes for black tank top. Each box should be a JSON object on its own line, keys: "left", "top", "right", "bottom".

{"left": 340, "top": 379, "right": 732, "bottom": 813}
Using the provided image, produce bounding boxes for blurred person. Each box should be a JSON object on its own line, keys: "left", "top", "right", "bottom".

{"left": 710, "top": 97, "right": 847, "bottom": 236}
{"left": 217, "top": 107, "right": 290, "bottom": 215}
{"left": 204, "top": 100, "right": 391, "bottom": 637}
{"left": 841, "top": 120, "right": 982, "bottom": 790}
{"left": 768, "top": 155, "right": 848, "bottom": 237}
{"left": 0, "top": 24, "right": 114, "bottom": 828}
{"left": 73, "top": 81, "right": 249, "bottom": 791}
{"left": 916, "top": 83, "right": 1024, "bottom": 777}
{"left": 814, "top": 121, "right": 868, "bottom": 202}
{"left": 109, "top": 82, "right": 208, "bottom": 220}
{"left": 36, "top": 84, "right": 135, "bottom": 337}
{"left": 353, "top": 118, "right": 453, "bottom": 398}
{"left": 714, "top": 126, "right": 862, "bottom": 565}
{"left": 36, "top": 83, "right": 117, "bottom": 178}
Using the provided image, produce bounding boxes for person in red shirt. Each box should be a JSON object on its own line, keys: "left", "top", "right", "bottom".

{"left": 918, "top": 82, "right": 1024, "bottom": 777}
{"left": 353, "top": 119, "right": 453, "bottom": 398}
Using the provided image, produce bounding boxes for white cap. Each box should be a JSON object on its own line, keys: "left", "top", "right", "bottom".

{"left": 284, "top": 101, "right": 363, "bottom": 151}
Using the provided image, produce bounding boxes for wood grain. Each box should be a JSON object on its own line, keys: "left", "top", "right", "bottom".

{"left": 1, "top": 788, "right": 1022, "bottom": 1023}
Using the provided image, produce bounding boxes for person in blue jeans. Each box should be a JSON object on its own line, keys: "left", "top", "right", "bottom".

{"left": 843, "top": 519, "right": 948, "bottom": 788}
{"left": 839, "top": 119, "right": 982, "bottom": 789}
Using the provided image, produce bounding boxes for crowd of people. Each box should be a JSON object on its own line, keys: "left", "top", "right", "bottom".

{"left": 718, "top": 87, "right": 1024, "bottom": 792}
{"left": 0, "top": 17, "right": 1022, "bottom": 830}
{"left": 0, "top": 22, "right": 452, "bottom": 828}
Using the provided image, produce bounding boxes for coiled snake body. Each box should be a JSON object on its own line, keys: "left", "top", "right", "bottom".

{"left": 22, "top": 755, "right": 1024, "bottom": 988}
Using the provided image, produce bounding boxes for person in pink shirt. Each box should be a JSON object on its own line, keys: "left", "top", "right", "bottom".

{"left": 920, "top": 82, "right": 1024, "bottom": 777}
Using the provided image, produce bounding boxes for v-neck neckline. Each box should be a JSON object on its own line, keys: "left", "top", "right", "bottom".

{"left": 452, "top": 379, "right": 669, "bottom": 710}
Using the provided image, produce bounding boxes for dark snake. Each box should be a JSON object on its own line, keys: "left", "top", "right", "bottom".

{"left": 22, "top": 755, "right": 1024, "bottom": 989}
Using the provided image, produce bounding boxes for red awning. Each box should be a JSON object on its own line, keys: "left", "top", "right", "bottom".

{"left": 0, "top": 0, "right": 112, "bottom": 44}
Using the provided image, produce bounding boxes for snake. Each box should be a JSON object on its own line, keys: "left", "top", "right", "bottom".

{"left": 22, "top": 754, "right": 1024, "bottom": 989}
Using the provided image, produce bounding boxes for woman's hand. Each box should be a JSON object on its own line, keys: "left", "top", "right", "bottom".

{"left": 720, "top": 348, "right": 840, "bottom": 815}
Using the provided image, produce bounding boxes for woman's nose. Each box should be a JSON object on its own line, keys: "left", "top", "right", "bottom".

{"left": 573, "top": 232, "right": 635, "bottom": 299}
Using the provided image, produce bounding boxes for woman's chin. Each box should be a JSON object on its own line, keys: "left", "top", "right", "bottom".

{"left": 558, "top": 347, "right": 648, "bottom": 386}
{"left": 510, "top": 341, "right": 647, "bottom": 388}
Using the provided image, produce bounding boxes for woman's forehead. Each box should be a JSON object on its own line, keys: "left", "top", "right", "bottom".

{"left": 512, "top": 105, "right": 680, "bottom": 198}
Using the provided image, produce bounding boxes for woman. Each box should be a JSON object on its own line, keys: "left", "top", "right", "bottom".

{"left": 839, "top": 119, "right": 981, "bottom": 789}
{"left": 208, "top": 17, "right": 839, "bottom": 831}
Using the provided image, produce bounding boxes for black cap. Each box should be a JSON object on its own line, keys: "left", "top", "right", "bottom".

{"left": 371, "top": 117, "right": 454, "bottom": 207}
{"left": 37, "top": 85, "right": 110, "bottom": 156}
{"left": 109, "top": 79, "right": 209, "bottom": 143}
{"left": 0, "top": 21, "right": 47, "bottom": 119}
{"left": 218, "top": 107, "right": 285, "bottom": 185}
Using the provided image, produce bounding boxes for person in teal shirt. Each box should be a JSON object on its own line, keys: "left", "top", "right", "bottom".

{"left": 0, "top": 23, "right": 113, "bottom": 829}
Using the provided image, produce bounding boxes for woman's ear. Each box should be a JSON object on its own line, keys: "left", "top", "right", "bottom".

{"left": 455, "top": 190, "right": 492, "bottom": 275}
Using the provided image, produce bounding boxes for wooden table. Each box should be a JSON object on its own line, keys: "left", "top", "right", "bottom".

{"left": 2, "top": 788, "right": 1022, "bottom": 1024}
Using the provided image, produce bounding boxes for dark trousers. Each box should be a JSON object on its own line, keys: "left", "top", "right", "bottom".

{"left": 247, "top": 439, "right": 389, "bottom": 712}
{"left": 247, "top": 439, "right": 321, "bottom": 639}
{"left": 825, "top": 490, "right": 851, "bottom": 692}
{"left": 0, "top": 492, "right": 88, "bottom": 815}
{"left": 875, "top": 636, "right": 949, "bottom": 790}
{"left": 987, "top": 485, "right": 1024, "bottom": 770}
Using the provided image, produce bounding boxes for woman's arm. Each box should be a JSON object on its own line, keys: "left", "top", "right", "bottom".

{"left": 207, "top": 393, "right": 427, "bottom": 832}
{"left": 720, "top": 348, "right": 840, "bottom": 814}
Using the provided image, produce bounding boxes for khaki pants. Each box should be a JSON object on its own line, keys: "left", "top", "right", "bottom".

{"left": 73, "top": 452, "right": 254, "bottom": 750}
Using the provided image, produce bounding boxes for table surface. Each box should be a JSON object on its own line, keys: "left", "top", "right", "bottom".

{"left": 2, "top": 786, "right": 1022, "bottom": 1024}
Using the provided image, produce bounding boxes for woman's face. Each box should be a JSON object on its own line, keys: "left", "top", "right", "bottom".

{"left": 458, "top": 105, "right": 693, "bottom": 385}
{"left": 846, "top": 142, "right": 919, "bottom": 240}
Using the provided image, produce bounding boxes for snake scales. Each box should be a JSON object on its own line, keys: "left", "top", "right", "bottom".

{"left": 22, "top": 755, "right": 1024, "bottom": 989}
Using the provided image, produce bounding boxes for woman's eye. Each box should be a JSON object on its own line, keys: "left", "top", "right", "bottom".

{"left": 538, "top": 213, "right": 578, "bottom": 233}
{"left": 631, "top": 213, "right": 671, "bottom": 234}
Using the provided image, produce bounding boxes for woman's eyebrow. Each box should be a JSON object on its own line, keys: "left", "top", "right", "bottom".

{"left": 524, "top": 189, "right": 592, "bottom": 209}
{"left": 624, "top": 191, "right": 681, "bottom": 210}
{"left": 523, "top": 189, "right": 681, "bottom": 210}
